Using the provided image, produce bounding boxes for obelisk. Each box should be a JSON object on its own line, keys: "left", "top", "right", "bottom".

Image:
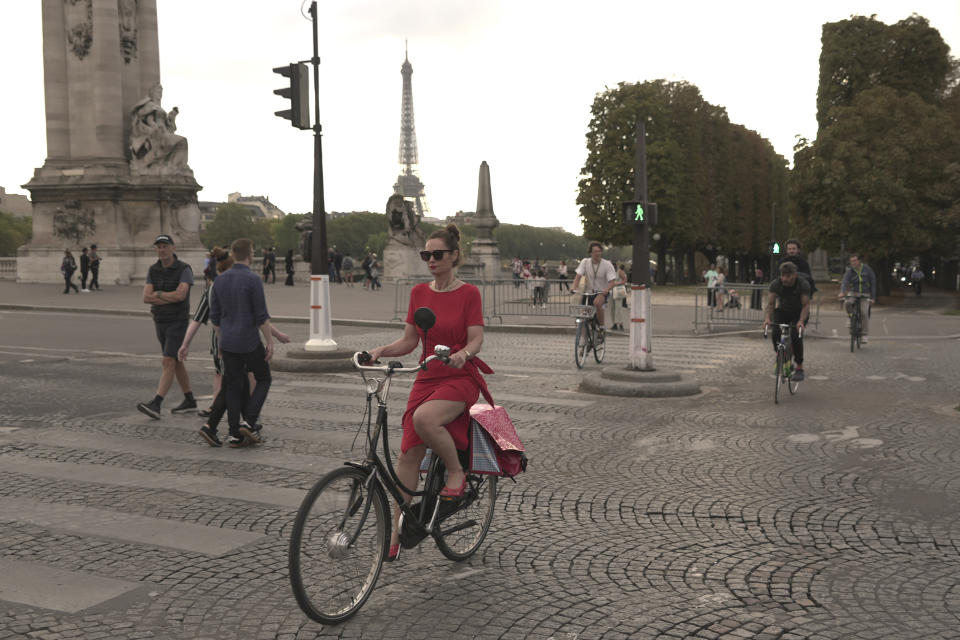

{"left": 18, "top": 0, "right": 205, "bottom": 284}
{"left": 468, "top": 161, "right": 502, "bottom": 279}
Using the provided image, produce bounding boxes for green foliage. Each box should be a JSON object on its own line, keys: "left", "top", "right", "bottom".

{"left": 200, "top": 203, "right": 272, "bottom": 250}
{"left": 325, "top": 212, "right": 386, "bottom": 259}
{"left": 492, "top": 224, "right": 585, "bottom": 262}
{"left": 267, "top": 213, "right": 310, "bottom": 255}
{"left": 795, "top": 12, "right": 960, "bottom": 286}
{"left": 577, "top": 80, "right": 789, "bottom": 261}
{"left": 0, "top": 212, "right": 32, "bottom": 256}
{"left": 792, "top": 86, "right": 960, "bottom": 259}
{"left": 817, "top": 15, "right": 955, "bottom": 131}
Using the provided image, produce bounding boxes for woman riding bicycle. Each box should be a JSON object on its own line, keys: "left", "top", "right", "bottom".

{"left": 365, "top": 224, "right": 491, "bottom": 561}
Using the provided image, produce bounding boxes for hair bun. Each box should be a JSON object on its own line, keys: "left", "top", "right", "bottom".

{"left": 445, "top": 223, "right": 461, "bottom": 241}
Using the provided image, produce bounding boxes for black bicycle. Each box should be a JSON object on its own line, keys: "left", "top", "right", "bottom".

{"left": 288, "top": 308, "right": 497, "bottom": 624}
{"left": 571, "top": 303, "right": 605, "bottom": 368}
{"left": 844, "top": 292, "right": 869, "bottom": 352}
{"left": 764, "top": 322, "right": 801, "bottom": 404}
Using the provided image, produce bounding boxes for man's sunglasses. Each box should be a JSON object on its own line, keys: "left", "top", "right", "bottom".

{"left": 419, "top": 249, "right": 453, "bottom": 261}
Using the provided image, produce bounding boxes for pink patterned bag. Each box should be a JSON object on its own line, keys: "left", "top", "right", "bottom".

{"left": 469, "top": 404, "right": 527, "bottom": 478}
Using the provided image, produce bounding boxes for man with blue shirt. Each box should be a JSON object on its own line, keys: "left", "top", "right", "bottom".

{"left": 209, "top": 238, "right": 274, "bottom": 447}
{"left": 839, "top": 253, "right": 877, "bottom": 344}
{"left": 137, "top": 234, "right": 196, "bottom": 419}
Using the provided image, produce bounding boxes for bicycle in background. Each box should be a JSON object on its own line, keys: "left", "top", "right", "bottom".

{"left": 764, "top": 322, "right": 801, "bottom": 404}
{"left": 844, "top": 292, "right": 870, "bottom": 352}
{"left": 570, "top": 304, "right": 605, "bottom": 368}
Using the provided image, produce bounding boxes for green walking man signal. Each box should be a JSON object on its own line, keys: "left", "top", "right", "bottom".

{"left": 623, "top": 200, "right": 658, "bottom": 226}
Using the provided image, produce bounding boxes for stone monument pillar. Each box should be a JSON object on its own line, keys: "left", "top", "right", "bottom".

{"left": 809, "top": 248, "right": 829, "bottom": 283}
{"left": 18, "top": 0, "right": 205, "bottom": 284}
{"left": 382, "top": 193, "right": 426, "bottom": 281}
{"left": 468, "top": 161, "right": 502, "bottom": 280}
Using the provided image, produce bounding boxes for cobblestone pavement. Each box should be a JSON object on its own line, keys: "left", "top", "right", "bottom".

{"left": 1, "top": 326, "right": 959, "bottom": 639}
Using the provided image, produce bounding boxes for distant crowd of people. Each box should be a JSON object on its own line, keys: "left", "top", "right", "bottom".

{"left": 257, "top": 246, "right": 382, "bottom": 290}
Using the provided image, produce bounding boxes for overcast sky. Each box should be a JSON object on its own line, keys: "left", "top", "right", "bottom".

{"left": 2, "top": 1, "right": 958, "bottom": 235}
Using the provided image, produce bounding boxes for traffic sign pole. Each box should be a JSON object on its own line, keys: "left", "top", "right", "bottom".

{"left": 630, "top": 122, "right": 653, "bottom": 370}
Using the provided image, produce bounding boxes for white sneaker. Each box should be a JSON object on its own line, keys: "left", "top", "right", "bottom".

{"left": 861, "top": 336, "right": 868, "bottom": 344}
{"left": 81, "top": 289, "right": 91, "bottom": 293}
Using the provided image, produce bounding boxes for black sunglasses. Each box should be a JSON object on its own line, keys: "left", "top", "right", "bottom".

{"left": 419, "top": 249, "right": 453, "bottom": 261}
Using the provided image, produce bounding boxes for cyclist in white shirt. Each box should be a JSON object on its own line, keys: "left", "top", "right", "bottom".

{"left": 571, "top": 242, "right": 618, "bottom": 332}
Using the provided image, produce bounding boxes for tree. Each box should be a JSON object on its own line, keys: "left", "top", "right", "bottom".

{"left": 792, "top": 86, "right": 960, "bottom": 289}
{"left": 578, "top": 80, "right": 789, "bottom": 282}
{"left": 817, "top": 15, "right": 956, "bottom": 130}
{"left": 0, "top": 211, "right": 32, "bottom": 256}
{"left": 200, "top": 203, "right": 272, "bottom": 250}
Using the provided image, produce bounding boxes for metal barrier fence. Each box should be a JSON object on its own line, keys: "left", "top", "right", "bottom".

{"left": 393, "top": 278, "right": 581, "bottom": 323}
{"left": 0, "top": 258, "right": 17, "bottom": 279}
{"left": 693, "top": 283, "right": 820, "bottom": 333}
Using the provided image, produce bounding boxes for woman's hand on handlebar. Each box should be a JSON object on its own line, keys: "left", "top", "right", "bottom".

{"left": 447, "top": 350, "right": 468, "bottom": 369}
{"left": 365, "top": 347, "right": 385, "bottom": 364}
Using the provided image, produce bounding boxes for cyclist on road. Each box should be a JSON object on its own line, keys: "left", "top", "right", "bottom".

{"left": 763, "top": 261, "right": 810, "bottom": 381}
{"left": 780, "top": 238, "right": 816, "bottom": 294}
{"left": 570, "top": 241, "right": 617, "bottom": 333}
{"left": 838, "top": 253, "right": 876, "bottom": 344}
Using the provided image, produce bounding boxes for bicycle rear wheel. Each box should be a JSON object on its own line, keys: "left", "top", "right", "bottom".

{"left": 774, "top": 350, "right": 783, "bottom": 404}
{"left": 593, "top": 321, "right": 606, "bottom": 363}
{"left": 574, "top": 322, "right": 588, "bottom": 368}
{"left": 289, "top": 465, "right": 389, "bottom": 625}
{"left": 435, "top": 473, "right": 497, "bottom": 561}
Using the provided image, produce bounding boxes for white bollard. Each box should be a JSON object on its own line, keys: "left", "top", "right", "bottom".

{"left": 304, "top": 275, "right": 337, "bottom": 351}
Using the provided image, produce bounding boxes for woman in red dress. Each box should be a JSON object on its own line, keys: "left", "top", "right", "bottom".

{"left": 367, "top": 224, "right": 488, "bottom": 561}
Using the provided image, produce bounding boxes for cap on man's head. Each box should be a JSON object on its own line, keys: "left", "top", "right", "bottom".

{"left": 154, "top": 234, "right": 175, "bottom": 245}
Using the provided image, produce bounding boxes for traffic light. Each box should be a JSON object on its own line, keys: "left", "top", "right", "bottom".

{"left": 772, "top": 241, "right": 781, "bottom": 254}
{"left": 623, "top": 201, "right": 646, "bottom": 225}
{"left": 273, "top": 63, "right": 310, "bottom": 130}
{"left": 623, "top": 201, "right": 658, "bottom": 226}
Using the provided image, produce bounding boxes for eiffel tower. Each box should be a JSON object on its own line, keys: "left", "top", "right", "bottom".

{"left": 393, "top": 43, "right": 430, "bottom": 217}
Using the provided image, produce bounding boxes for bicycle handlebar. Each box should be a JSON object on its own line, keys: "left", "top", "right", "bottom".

{"left": 352, "top": 349, "right": 449, "bottom": 373}
{"left": 763, "top": 323, "right": 803, "bottom": 339}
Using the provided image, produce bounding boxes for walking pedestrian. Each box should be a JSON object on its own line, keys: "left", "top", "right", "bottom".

{"left": 334, "top": 247, "right": 344, "bottom": 284}
{"left": 136, "top": 234, "right": 196, "bottom": 419}
{"left": 327, "top": 246, "right": 339, "bottom": 283}
{"left": 60, "top": 250, "right": 79, "bottom": 294}
{"left": 88, "top": 244, "right": 102, "bottom": 290}
{"left": 369, "top": 253, "right": 382, "bottom": 290}
{"left": 342, "top": 254, "right": 355, "bottom": 286}
{"left": 284, "top": 249, "right": 295, "bottom": 286}
{"left": 557, "top": 260, "right": 570, "bottom": 291}
{"left": 209, "top": 238, "right": 275, "bottom": 447}
{"left": 910, "top": 266, "right": 925, "bottom": 296}
{"left": 79, "top": 247, "right": 91, "bottom": 292}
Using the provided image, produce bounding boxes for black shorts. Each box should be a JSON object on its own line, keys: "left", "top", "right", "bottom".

{"left": 154, "top": 318, "right": 189, "bottom": 359}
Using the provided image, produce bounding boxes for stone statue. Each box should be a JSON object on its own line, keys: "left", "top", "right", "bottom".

{"left": 385, "top": 194, "right": 423, "bottom": 248}
{"left": 129, "top": 83, "right": 189, "bottom": 172}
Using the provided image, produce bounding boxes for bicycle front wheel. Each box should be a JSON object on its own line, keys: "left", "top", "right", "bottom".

{"left": 435, "top": 473, "right": 497, "bottom": 561}
{"left": 289, "top": 465, "right": 389, "bottom": 625}
{"left": 593, "top": 322, "right": 606, "bottom": 363}
{"left": 574, "top": 322, "right": 588, "bottom": 368}
{"left": 774, "top": 350, "right": 783, "bottom": 404}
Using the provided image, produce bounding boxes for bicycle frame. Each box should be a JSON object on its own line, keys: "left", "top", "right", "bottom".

{"left": 350, "top": 351, "right": 464, "bottom": 549}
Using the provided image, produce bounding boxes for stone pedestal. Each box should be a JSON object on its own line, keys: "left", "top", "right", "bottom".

{"left": 468, "top": 238, "right": 504, "bottom": 280}
{"left": 579, "top": 366, "right": 701, "bottom": 397}
{"left": 18, "top": 169, "right": 205, "bottom": 284}
{"left": 383, "top": 238, "right": 427, "bottom": 282}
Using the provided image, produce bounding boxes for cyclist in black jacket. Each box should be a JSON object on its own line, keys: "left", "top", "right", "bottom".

{"left": 763, "top": 261, "right": 811, "bottom": 381}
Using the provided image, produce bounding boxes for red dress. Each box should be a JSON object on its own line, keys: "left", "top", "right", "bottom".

{"left": 400, "top": 282, "right": 489, "bottom": 453}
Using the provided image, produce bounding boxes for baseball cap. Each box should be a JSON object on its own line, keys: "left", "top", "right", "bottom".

{"left": 153, "top": 234, "right": 175, "bottom": 245}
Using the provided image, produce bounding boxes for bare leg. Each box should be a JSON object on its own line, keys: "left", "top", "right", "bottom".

{"left": 173, "top": 359, "right": 192, "bottom": 394}
{"left": 594, "top": 294, "right": 606, "bottom": 327}
{"left": 156, "top": 356, "right": 178, "bottom": 397}
{"left": 412, "top": 399, "right": 467, "bottom": 493}
{"left": 390, "top": 444, "right": 425, "bottom": 548}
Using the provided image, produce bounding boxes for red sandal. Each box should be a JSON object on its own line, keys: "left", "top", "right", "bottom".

{"left": 385, "top": 543, "right": 401, "bottom": 562}
{"left": 439, "top": 475, "right": 467, "bottom": 501}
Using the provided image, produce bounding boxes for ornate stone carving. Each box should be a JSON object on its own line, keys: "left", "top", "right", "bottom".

{"left": 53, "top": 200, "right": 96, "bottom": 245}
{"left": 385, "top": 194, "right": 424, "bottom": 248}
{"left": 118, "top": 0, "right": 138, "bottom": 63}
{"left": 129, "top": 83, "right": 190, "bottom": 173}
{"left": 65, "top": 0, "right": 93, "bottom": 60}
